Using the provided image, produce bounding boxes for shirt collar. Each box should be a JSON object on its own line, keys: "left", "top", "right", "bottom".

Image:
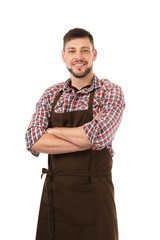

{"left": 62, "top": 74, "right": 101, "bottom": 93}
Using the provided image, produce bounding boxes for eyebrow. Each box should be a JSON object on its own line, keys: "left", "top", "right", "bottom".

{"left": 67, "top": 46, "right": 90, "bottom": 50}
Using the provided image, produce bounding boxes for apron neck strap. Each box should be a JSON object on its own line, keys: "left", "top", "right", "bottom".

{"left": 51, "top": 90, "right": 63, "bottom": 112}
{"left": 88, "top": 89, "right": 95, "bottom": 111}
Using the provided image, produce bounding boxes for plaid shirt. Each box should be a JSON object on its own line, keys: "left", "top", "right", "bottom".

{"left": 25, "top": 74, "right": 125, "bottom": 157}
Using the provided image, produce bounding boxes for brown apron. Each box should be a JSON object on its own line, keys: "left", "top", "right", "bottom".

{"left": 35, "top": 89, "right": 118, "bottom": 240}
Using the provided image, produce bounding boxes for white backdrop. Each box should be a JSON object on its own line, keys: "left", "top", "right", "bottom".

{"left": 0, "top": 0, "right": 160, "bottom": 239}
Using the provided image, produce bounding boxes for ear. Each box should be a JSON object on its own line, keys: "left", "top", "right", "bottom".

{"left": 62, "top": 50, "right": 66, "bottom": 63}
{"left": 93, "top": 49, "right": 97, "bottom": 61}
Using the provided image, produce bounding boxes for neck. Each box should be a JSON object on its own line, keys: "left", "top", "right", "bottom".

{"left": 70, "top": 71, "right": 94, "bottom": 90}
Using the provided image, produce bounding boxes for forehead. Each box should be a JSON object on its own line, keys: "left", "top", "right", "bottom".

{"left": 65, "top": 37, "right": 93, "bottom": 50}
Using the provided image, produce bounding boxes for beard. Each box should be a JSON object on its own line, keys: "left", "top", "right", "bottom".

{"left": 67, "top": 65, "right": 93, "bottom": 79}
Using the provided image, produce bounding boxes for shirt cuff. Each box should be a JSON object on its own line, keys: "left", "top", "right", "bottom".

{"left": 25, "top": 127, "right": 46, "bottom": 157}
{"left": 83, "top": 119, "right": 99, "bottom": 149}
{"left": 28, "top": 149, "right": 40, "bottom": 157}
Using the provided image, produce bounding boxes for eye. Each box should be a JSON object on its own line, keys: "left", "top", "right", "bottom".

{"left": 82, "top": 49, "right": 89, "bottom": 53}
{"left": 68, "top": 50, "right": 75, "bottom": 54}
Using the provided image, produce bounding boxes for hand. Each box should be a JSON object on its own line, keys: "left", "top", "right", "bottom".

{"left": 46, "top": 128, "right": 55, "bottom": 134}
{"left": 93, "top": 110, "right": 105, "bottom": 122}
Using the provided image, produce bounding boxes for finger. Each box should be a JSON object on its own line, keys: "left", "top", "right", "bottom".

{"left": 97, "top": 110, "right": 104, "bottom": 117}
{"left": 46, "top": 128, "right": 52, "bottom": 133}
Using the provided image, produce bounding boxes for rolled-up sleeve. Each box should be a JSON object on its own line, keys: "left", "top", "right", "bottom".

{"left": 83, "top": 84, "right": 125, "bottom": 150}
{"left": 25, "top": 92, "right": 51, "bottom": 157}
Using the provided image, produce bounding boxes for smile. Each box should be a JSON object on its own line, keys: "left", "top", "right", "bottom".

{"left": 73, "top": 63, "right": 86, "bottom": 68}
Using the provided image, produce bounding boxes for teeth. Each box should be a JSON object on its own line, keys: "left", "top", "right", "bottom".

{"left": 74, "top": 64, "right": 84, "bottom": 66}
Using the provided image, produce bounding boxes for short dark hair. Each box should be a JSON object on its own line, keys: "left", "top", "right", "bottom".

{"left": 63, "top": 28, "right": 94, "bottom": 51}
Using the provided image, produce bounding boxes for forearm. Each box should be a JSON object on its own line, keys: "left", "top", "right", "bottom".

{"left": 46, "top": 111, "right": 104, "bottom": 148}
{"left": 47, "top": 126, "right": 93, "bottom": 148}
{"left": 31, "top": 133, "right": 88, "bottom": 154}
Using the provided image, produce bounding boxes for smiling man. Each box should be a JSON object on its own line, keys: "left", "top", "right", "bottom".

{"left": 63, "top": 37, "right": 96, "bottom": 80}
{"left": 25, "top": 28, "right": 125, "bottom": 240}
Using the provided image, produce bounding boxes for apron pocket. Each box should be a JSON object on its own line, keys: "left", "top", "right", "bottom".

{"left": 52, "top": 182, "right": 96, "bottom": 225}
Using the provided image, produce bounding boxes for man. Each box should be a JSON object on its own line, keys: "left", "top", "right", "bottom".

{"left": 25, "top": 28, "right": 125, "bottom": 240}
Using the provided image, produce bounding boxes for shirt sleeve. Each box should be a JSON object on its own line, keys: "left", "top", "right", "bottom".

{"left": 25, "top": 90, "right": 51, "bottom": 157}
{"left": 83, "top": 84, "right": 125, "bottom": 150}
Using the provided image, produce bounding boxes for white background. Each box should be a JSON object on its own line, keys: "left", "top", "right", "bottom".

{"left": 0, "top": 0, "right": 160, "bottom": 239}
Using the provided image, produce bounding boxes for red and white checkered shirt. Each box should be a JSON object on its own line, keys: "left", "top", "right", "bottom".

{"left": 25, "top": 74, "right": 125, "bottom": 157}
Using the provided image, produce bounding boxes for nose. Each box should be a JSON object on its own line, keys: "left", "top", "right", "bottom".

{"left": 74, "top": 50, "right": 83, "bottom": 60}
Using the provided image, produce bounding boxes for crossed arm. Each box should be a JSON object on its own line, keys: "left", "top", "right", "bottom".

{"left": 31, "top": 110, "right": 104, "bottom": 154}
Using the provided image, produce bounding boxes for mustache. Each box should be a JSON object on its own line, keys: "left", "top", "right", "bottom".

{"left": 72, "top": 61, "right": 87, "bottom": 64}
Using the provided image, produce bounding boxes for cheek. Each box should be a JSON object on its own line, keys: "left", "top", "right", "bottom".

{"left": 87, "top": 54, "right": 94, "bottom": 63}
{"left": 65, "top": 56, "right": 73, "bottom": 64}
{"left": 65, "top": 59, "right": 72, "bottom": 68}
{"left": 87, "top": 57, "right": 93, "bottom": 65}
{"left": 66, "top": 59, "right": 72, "bottom": 65}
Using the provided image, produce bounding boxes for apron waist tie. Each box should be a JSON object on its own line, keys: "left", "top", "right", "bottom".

{"left": 41, "top": 168, "right": 61, "bottom": 179}
{"left": 41, "top": 168, "right": 111, "bottom": 179}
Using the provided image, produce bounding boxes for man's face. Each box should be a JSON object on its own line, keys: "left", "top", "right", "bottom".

{"left": 62, "top": 37, "right": 97, "bottom": 78}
